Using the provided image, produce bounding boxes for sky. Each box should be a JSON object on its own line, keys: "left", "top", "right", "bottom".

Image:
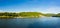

{"left": 0, "top": 0, "right": 60, "bottom": 13}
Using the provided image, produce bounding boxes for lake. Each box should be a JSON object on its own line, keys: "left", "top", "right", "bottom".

{"left": 0, "top": 17, "right": 60, "bottom": 28}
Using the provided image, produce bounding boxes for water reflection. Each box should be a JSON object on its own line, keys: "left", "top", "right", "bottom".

{"left": 0, "top": 17, "right": 60, "bottom": 28}
{"left": 28, "top": 17, "right": 60, "bottom": 28}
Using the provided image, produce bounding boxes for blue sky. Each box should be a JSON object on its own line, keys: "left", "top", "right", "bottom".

{"left": 0, "top": 0, "right": 60, "bottom": 13}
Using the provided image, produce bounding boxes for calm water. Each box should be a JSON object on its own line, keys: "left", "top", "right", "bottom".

{"left": 0, "top": 17, "right": 60, "bottom": 28}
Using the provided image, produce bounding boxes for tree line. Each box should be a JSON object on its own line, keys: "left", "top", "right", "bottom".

{"left": 0, "top": 12, "right": 60, "bottom": 18}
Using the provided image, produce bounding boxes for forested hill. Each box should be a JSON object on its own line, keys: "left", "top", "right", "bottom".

{"left": 0, "top": 12, "right": 60, "bottom": 18}
{"left": 18, "top": 12, "right": 44, "bottom": 17}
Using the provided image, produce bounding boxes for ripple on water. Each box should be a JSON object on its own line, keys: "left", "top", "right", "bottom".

{"left": 0, "top": 17, "right": 60, "bottom": 28}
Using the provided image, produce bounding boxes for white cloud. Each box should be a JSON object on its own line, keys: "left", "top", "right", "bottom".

{"left": 0, "top": 10, "right": 4, "bottom": 12}
{"left": 45, "top": 7, "right": 60, "bottom": 13}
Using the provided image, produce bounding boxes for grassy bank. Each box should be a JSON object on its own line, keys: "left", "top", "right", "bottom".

{"left": 0, "top": 16, "right": 15, "bottom": 19}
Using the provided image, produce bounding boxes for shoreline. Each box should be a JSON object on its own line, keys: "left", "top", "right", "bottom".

{"left": 0, "top": 16, "right": 60, "bottom": 19}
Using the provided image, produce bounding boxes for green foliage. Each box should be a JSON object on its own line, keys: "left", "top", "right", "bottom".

{"left": 0, "top": 12, "right": 18, "bottom": 17}
{"left": 19, "top": 12, "right": 43, "bottom": 17}
{"left": 57, "top": 13, "right": 60, "bottom": 16}
{"left": 0, "top": 12, "right": 60, "bottom": 18}
{"left": 54, "top": 13, "right": 60, "bottom": 17}
{"left": 44, "top": 13, "right": 56, "bottom": 17}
